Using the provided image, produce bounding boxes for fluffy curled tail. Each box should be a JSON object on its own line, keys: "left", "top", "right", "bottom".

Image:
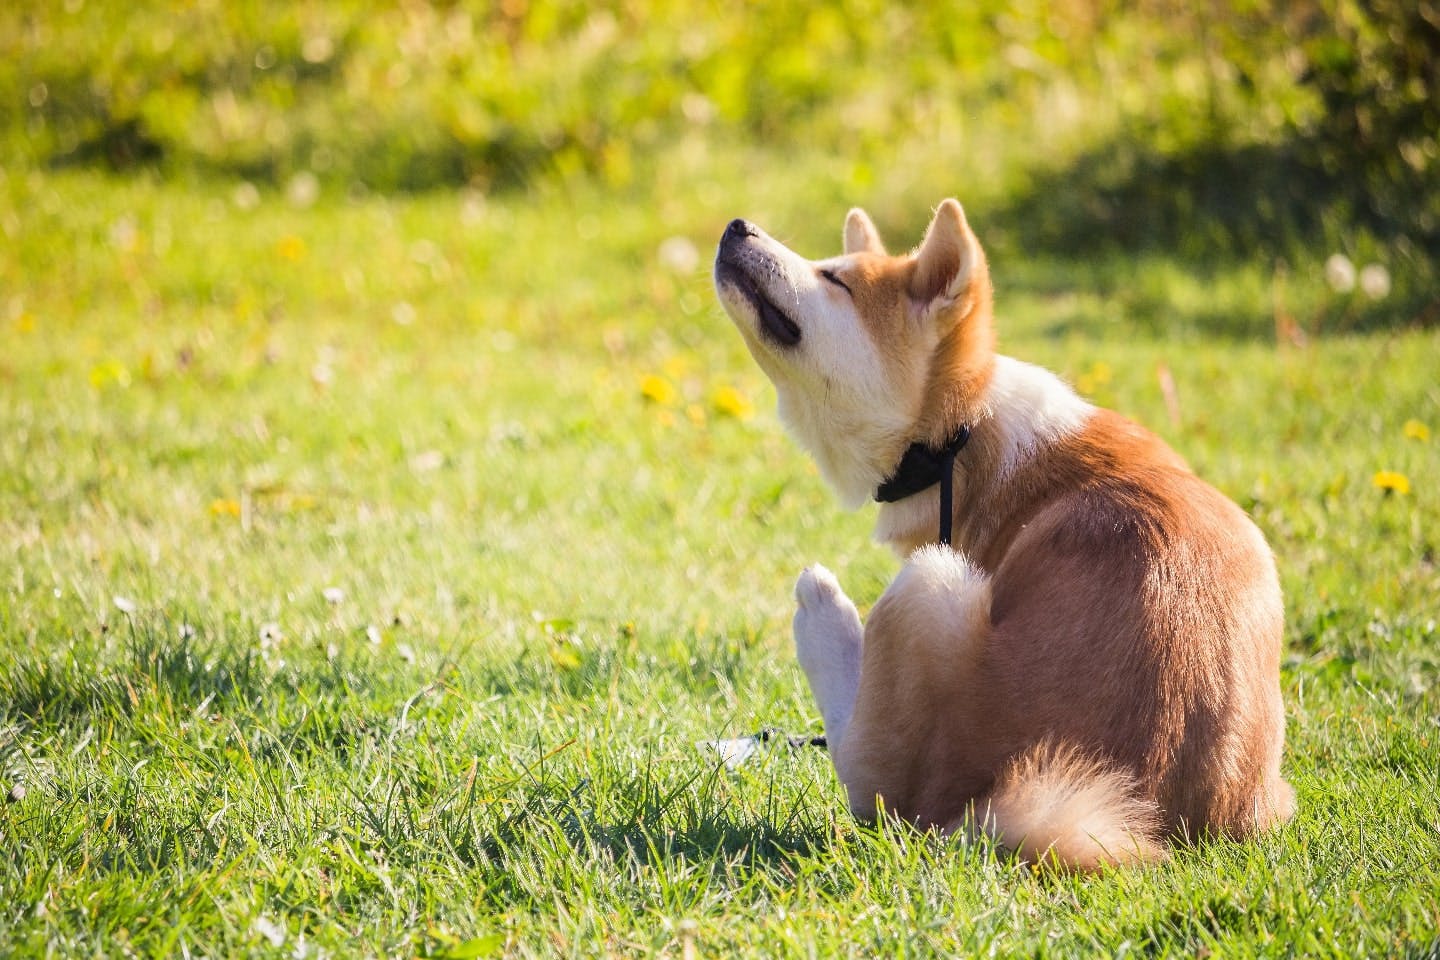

{"left": 959, "top": 741, "right": 1167, "bottom": 872}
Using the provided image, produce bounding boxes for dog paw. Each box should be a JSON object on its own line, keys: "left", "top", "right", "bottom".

{"left": 794, "top": 565, "right": 862, "bottom": 667}
{"left": 795, "top": 564, "right": 845, "bottom": 610}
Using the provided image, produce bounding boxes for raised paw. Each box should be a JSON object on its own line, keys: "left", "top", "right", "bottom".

{"left": 795, "top": 564, "right": 846, "bottom": 610}
{"left": 793, "top": 565, "right": 863, "bottom": 749}
{"left": 794, "top": 565, "right": 862, "bottom": 661}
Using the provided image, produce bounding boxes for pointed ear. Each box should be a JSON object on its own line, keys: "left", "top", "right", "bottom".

{"left": 843, "top": 207, "right": 886, "bottom": 255}
{"left": 908, "top": 199, "right": 981, "bottom": 310}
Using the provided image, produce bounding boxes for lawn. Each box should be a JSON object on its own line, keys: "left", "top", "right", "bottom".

{"left": 4, "top": 2, "right": 1440, "bottom": 957}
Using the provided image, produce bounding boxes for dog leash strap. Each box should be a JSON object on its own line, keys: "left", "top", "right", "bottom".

{"left": 938, "top": 447, "right": 956, "bottom": 547}
{"left": 936, "top": 423, "right": 969, "bottom": 546}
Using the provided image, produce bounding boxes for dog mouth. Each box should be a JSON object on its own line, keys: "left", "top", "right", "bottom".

{"left": 714, "top": 259, "right": 802, "bottom": 348}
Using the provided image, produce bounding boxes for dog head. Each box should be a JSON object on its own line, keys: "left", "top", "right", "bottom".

{"left": 714, "top": 200, "right": 996, "bottom": 507}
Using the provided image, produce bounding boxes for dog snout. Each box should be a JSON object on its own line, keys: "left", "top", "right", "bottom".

{"left": 722, "top": 218, "right": 757, "bottom": 245}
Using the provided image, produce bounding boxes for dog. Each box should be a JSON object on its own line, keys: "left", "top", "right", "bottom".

{"left": 713, "top": 200, "right": 1293, "bottom": 870}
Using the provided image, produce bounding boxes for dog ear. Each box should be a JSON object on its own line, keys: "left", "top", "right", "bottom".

{"left": 909, "top": 199, "right": 981, "bottom": 311}
{"left": 843, "top": 208, "right": 886, "bottom": 256}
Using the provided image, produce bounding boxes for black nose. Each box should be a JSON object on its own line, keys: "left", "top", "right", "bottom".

{"left": 723, "top": 218, "right": 756, "bottom": 243}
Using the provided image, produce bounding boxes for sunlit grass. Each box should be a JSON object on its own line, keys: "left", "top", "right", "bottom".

{"left": 1, "top": 167, "right": 1438, "bottom": 957}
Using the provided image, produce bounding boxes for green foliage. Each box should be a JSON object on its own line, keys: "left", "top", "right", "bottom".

{"left": 4, "top": 1, "right": 1047, "bottom": 190}
{"left": 6, "top": 0, "right": 1436, "bottom": 330}
{"left": 1280, "top": 0, "right": 1440, "bottom": 247}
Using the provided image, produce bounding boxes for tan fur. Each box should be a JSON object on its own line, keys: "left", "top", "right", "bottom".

{"left": 844, "top": 208, "right": 887, "bottom": 256}
{"left": 969, "top": 742, "right": 1167, "bottom": 871}
{"left": 713, "top": 201, "right": 1293, "bottom": 871}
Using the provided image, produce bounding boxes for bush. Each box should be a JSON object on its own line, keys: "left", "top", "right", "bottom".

{"left": 3, "top": 0, "right": 1436, "bottom": 325}
{"left": 1283, "top": 0, "right": 1440, "bottom": 250}
{"left": 4, "top": 1, "right": 1040, "bottom": 191}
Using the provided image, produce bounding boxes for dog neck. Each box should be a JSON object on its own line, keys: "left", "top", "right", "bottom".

{"left": 872, "top": 356, "right": 1095, "bottom": 560}
{"left": 873, "top": 424, "right": 972, "bottom": 545}
{"left": 873, "top": 425, "right": 972, "bottom": 503}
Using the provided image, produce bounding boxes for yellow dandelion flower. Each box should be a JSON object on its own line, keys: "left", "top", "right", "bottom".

{"left": 276, "top": 235, "right": 307, "bottom": 262}
{"left": 1403, "top": 419, "right": 1430, "bottom": 443}
{"left": 209, "top": 498, "right": 242, "bottom": 517}
{"left": 639, "top": 374, "right": 678, "bottom": 406}
{"left": 14, "top": 312, "right": 35, "bottom": 334}
{"left": 711, "top": 385, "right": 755, "bottom": 420}
{"left": 1372, "top": 470, "right": 1411, "bottom": 495}
{"left": 1076, "top": 360, "right": 1113, "bottom": 395}
{"left": 88, "top": 359, "right": 130, "bottom": 389}
{"left": 549, "top": 644, "right": 582, "bottom": 672}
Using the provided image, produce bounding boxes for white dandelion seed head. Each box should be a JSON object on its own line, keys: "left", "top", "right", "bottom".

{"left": 1324, "top": 253, "right": 1356, "bottom": 293}
{"left": 1359, "top": 263, "right": 1391, "bottom": 300}
{"left": 286, "top": 171, "right": 319, "bottom": 209}
{"left": 232, "top": 182, "right": 261, "bottom": 211}
{"left": 302, "top": 33, "right": 334, "bottom": 64}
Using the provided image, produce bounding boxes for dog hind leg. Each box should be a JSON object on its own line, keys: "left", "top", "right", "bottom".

{"left": 832, "top": 545, "right": 994, "bottom": 822}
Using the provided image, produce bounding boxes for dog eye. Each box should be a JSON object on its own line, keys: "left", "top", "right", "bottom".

{"left": 820, "top": 269, "right": 851, "bottom": 294}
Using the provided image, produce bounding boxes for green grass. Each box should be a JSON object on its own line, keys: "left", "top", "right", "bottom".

{"left": 3, "top": 3, "right": 1439, "bottom": 949}
{"left": 2, "top": 165, "right": 1438, "bottom": 957}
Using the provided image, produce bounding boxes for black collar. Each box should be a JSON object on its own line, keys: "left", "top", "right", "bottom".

{"left": 873, "top": 424, "right": 971, "bottom": 546}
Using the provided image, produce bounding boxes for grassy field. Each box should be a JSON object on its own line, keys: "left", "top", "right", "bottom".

{"left": 4, "top": 3, "right": 1440, "bottom": 957}
{"left": 3, "top": 165, "right": 1438, "bottom": 957}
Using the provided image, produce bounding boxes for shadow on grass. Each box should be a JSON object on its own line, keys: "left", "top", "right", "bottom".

{"left": 0, "top": 627, "right": 399, "bottom": 766}
{"left": 49, "top": 109, "right": 557, "bottom": 195}
{"left": 1125, "top": 895, "right": 1255, "bottom": 956}
{"left": 990, "top": 137, "right": 1440, "bottom": 337}
{"left": 998, "top": 141, "right": 1334, "bottom": 259}
{"left": 369, "top": 745, "right": 840, "bottom": 909}
{"left": 0, "top": 628, "right": 263, "bottom": 728}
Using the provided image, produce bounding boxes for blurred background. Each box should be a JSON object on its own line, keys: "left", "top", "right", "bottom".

{"left": 5, "top": 0, "right": 1437, "bottom": 330}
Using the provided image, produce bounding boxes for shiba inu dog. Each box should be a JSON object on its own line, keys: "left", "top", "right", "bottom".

{"left": 713, "top": 200, "right": 1293, "bottom": 870}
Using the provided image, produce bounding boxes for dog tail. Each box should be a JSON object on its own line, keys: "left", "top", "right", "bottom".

{"left": 960, "top": 741, "right": 1167, "bottom": 872}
